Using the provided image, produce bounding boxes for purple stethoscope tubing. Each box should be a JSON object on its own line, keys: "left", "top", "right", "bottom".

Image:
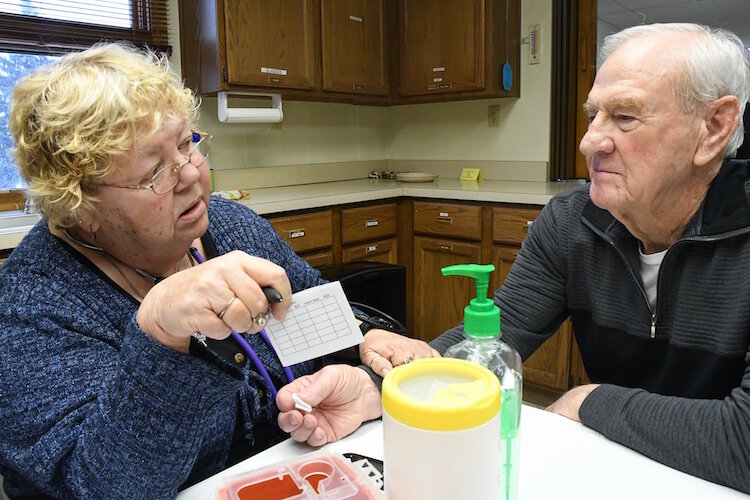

{"left": 189, "top": 247, "right": 294, "bottom": 399}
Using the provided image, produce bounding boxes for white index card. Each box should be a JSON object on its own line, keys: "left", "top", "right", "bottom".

{"left": 263, "top": 281, "right": 363, "bottom": 367}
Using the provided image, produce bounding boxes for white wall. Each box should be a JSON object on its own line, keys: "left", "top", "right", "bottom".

{"left": 167, "top": 0, "right": 553, "bottom": 186}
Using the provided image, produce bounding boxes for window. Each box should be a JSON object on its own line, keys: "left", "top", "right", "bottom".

{"left": 0, "top": 0, "right": 169, "bottom": 207}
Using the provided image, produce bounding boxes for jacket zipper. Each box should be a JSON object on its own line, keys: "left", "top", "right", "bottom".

{"left": 583, "top": 218, "right": 750, "bottom": 340}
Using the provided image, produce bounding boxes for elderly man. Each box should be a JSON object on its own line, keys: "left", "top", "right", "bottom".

{"left": 282, "top": 22, "right": 749, "bottom": 493}
{"left": 430, "top": 23, "right": 750, "bottom": 492}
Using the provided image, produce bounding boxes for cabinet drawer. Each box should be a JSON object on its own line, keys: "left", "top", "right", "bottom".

{"left": 492, "top": 206, "right": 542, "bottom": 245}
{"left": 303, "top": 250, "right": 335, "bottom": 270}
{"left": 267, "top": 210, "right": 333, "bottom": 253}
{"left": 342, "top": 238, "right": 398, "bottom": 264}
{"left": 341, "top": 203, "right": 397, "bottom": 244}
{"left": 413, "top": 201, "right": 481, "bottom": 240}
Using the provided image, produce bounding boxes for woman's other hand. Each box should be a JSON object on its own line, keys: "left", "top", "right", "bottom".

{"left": 276, "top": 365, "right": 382, "bottom": 447}
{"left": 136, "top": 250, "right": 292, "bottom": 352}
{"left": 359, "top": 329, "right": 440, "bottom": 377}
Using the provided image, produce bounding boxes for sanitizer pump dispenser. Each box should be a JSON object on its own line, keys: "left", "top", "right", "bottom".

{"left": 442, "top": 263, "right": 523, "bottom": 500}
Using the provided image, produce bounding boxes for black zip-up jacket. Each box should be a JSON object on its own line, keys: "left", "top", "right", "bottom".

{"left": 432, "top": 158, "right": 750, "bottom": 493}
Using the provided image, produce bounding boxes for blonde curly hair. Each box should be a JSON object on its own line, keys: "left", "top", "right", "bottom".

{"left": 9, "top": 42, "right": 200, "bottom": 227}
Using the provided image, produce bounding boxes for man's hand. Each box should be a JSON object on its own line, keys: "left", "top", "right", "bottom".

{"left": 277, "top": 364, "right": 382, "bottom": 446}
{"left": 545, "top": 384, "right": 600, "bottom": 422}
{"left": 359, "top": 329, "right": 440, "bottom": 377}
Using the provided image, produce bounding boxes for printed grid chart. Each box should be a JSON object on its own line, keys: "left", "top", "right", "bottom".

{"left": 264, "top": 281, "right": 363, "bottom": 366}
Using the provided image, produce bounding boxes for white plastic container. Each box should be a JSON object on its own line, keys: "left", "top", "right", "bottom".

{"left": 382, "top": 358, "right": 502, "bottom": 500}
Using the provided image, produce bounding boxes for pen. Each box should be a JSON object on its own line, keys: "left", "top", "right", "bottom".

{"left": 262, "top": 286, "right": 283, "bottom": 304}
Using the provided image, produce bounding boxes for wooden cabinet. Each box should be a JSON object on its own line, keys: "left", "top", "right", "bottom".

{"left": 411, "top": 200, "right": 481, "bottom": 341}
{"left": 396, "top": 0, "right": 520, "bottom": 101}
{"left": 413, "top": 201, "right": 482, "bottom": 240}
{"left": 179, "top": 0, "right": 519, "bottom": 103}
{"left": 321, "top": 0, "right": 388, "bottom": 95}
{"left": 223, "top": 0, "right": 318, "bottom": 89}
{"left": 179, "top": 0, "right": 389, "bottom": 102}
{"left": 267, "top": 209, "right": 336, "bottom": 271}
{"left": 342, "top": 202, "right": 398, "bottom": 264}
{"left": 413, "top": 236, "right": 481, "bottom": 342}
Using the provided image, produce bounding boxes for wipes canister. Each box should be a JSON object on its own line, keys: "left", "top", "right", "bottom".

{"left": 381, "top": 358, "right": 502, "bottom": 500}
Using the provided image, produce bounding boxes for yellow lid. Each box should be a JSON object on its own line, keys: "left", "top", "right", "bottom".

{"left": 381, "top": 358, "right": 501, "bottom": 431}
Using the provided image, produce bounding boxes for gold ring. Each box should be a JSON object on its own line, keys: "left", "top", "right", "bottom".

{"left": 218, "top": 295, "right": 236, "bottom": 320}
{"left": 254, "top": 311, "right": 269, "bottom": 327}
{"left": 403, "top": 355, "right": 414, "bottom": 364}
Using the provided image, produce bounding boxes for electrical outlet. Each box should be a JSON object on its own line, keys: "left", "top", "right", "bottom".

{"left": 488, "top": 105, "right": 499, "bottom": 128}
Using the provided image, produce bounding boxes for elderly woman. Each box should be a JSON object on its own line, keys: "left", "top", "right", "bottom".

{"left": 0, "top": 43, "right": 434, "bottom": 499}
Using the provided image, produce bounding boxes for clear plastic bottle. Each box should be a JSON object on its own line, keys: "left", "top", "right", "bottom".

{"left": 442, "top": 264, "right": 522, "bottom": 500}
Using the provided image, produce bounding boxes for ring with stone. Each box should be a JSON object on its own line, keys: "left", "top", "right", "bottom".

{"left": 403, "top": 355, "right": 414, "bottom": 364}
{"left": 254, "top": 311, "right": 269, "bottom": 327}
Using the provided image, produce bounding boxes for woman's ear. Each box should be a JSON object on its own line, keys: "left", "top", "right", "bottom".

{"left": 76, "top": 213, "right": 100, "bottom": 236}
{"left": 693, "top": 95, "right": 740, "bottom": 167}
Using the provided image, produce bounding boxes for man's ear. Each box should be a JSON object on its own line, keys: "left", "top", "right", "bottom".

{"left": 694, "top": 95, "right": 740, "bottom": 167}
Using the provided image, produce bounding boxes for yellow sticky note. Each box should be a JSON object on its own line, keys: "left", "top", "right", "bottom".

{"left": 460, "top": 168, "right": 482, "bottom": 181}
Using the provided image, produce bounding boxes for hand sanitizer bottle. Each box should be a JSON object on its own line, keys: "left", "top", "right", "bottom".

{"left": 442, "top": 263, "right": 522, "bottom": 500}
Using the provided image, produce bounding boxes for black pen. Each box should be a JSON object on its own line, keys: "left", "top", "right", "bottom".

{"left": 262, "top": 286, "right": 283, "bottom": 304}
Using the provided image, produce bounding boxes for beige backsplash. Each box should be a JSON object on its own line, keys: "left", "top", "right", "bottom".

{"left": 212, "top": 159, "right": 548, "bottom": 191}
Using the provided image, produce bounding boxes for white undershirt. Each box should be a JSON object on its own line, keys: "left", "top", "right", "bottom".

{"left": 639, "top": 246, "right": 668, "bottom": 310}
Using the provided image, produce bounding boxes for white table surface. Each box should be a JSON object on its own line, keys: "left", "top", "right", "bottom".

{"left": 178, "top": 405, "right": 746, "bottom": 500}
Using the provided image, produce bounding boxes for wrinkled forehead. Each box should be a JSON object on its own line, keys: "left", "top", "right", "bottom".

{"left": 589, "top": 34, "right": 691, "bottom": 105}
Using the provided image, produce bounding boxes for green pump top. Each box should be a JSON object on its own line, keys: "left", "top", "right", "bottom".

{"left": 441, "top": 263, "right": 500, "bottom": 337}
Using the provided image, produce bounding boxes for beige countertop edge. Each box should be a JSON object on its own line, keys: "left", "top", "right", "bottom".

{"left": 243, "top": 179, "right": 586, "bottom": 215}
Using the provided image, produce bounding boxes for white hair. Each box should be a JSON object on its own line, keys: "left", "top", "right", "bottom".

{"left": 601, "top": 23, "right": 750, "bottom": 158}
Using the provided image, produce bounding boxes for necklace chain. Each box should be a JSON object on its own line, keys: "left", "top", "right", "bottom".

{"left": 62, "top": 228, "right": 190, "bottom": 299}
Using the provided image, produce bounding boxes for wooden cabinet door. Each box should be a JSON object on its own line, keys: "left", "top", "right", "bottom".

{"left": 321, "top": 0, "right": 388, "bottom": 95}
{"left": 490, "top": 244, "right": 572, "bottom": 391}
{"left": 398, "top": 0, "right": 485, "bottom": 96}
{"left": 223, "top": 0, "right": 318, "bottom": 89}
{"left": 343, "top": 238, "right": 398, "bottom": 264}
{"left": 413, "top": 236, "right": 481, "bottom": 342}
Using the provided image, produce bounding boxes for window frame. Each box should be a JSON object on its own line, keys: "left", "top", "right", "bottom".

{"left": 0, "top": 0, "right": 170, "bottom": 213}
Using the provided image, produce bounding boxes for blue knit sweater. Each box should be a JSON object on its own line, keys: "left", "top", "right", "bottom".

{"left": 0, "top": 197, "right": 326, "bottom": 499}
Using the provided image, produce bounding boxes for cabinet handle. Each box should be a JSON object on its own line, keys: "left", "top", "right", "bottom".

{"left": 365, "top": 244, "right": 378, "bottom": 254}
{"left": 365, "top": 219, "right": 379, "bottom": 228}
{"left": 523, "top": 220, "right": 534, "bottom": 232}
{"left": 269, "top": 77, "right": 282, "bottom": 83}
{"left": 289, "top": 228, "right": 306, "bottom": 239}
{"left": 438, "top": 244, "right": 453, "bottom": 252}
{"left": 437, "top": 217, "right": 453, "bottom": 224}
{"left": 353, "top": 84, "right": 364, "bottom": 90}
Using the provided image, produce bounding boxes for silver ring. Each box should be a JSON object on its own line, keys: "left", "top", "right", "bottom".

{"left": 403, "top": 355, "right": 414, "bottom": 364}
{"left": 217, "top": 295, "right": 236, "bottom": 320}
{"left": 254, "top": 311, "right": 269, "bottom": 327}
{"left": 369, "top": 353, "right": 383, "bottom": 369}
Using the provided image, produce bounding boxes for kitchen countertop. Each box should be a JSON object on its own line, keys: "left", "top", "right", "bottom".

{"left": 242, "top": 178, "right": 586, "bottom": 215}
{"left": 0, "top": 179, "right": 586, "bottom": 250}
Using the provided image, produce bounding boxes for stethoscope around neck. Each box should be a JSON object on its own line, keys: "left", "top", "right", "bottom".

{"left": 189, "top": 247, "right": 294, "bottom": 400}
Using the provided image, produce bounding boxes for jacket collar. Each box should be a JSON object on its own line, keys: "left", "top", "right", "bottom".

{"left": 582, "top": 158, "right": 750, "bottom": 239}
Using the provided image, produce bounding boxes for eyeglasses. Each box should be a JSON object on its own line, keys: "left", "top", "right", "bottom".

{"left": 95, "top": 130, "right": 213, "bottom": 195}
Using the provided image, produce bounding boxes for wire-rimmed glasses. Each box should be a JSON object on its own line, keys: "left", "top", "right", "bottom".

{"left": 96, "top": 130, "right": 213, "bottom": 195}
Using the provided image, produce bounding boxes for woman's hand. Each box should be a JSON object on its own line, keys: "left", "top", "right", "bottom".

{"left": 136, "top": 250, "right": 292, "bottom": 352}
{"left": 359, "top": 329, "right": 440, "bottom": 377}
{"left": 277, "top": 364, "right": 382, "bottom": 446}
